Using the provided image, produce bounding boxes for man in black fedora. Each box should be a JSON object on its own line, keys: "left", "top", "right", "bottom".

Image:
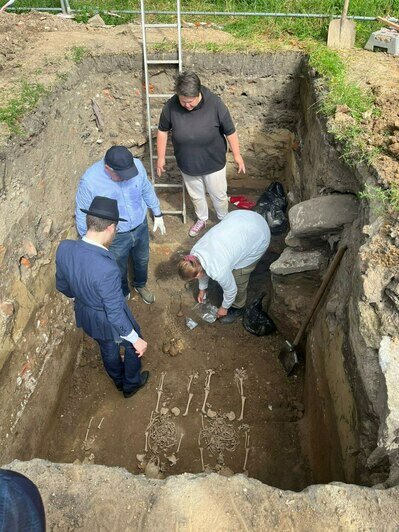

{"left": 56, "top": 196, "right": 149, "bottom": 398}
{"left": 75, "top": 146, "right": 165, "bottom": 305}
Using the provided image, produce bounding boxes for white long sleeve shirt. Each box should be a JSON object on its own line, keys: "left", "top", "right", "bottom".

{"left": 191, "top": 210, "right": 271, "bottom": 308}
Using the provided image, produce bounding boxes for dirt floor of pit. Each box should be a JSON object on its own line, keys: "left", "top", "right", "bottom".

{"left": 36, "top": 184, "right": 310, "bottom": 492}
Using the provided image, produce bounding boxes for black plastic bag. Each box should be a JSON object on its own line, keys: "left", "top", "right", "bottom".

{"left": 243, "top": 294, "right": 276, "bottom": 336}
{"left": 253, "top": 181, "right": 288, "bottom": 234}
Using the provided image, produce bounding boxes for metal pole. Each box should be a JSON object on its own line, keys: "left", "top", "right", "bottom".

{"left": 8, "top": 7, "right": 377, "bottom": 21}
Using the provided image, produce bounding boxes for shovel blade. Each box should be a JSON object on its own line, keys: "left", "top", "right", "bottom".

{"left": 278, "top": 340, "right": 299, "bottom": 376}
{"left": 327, "top": 19, "right": 356, "bottom": 49}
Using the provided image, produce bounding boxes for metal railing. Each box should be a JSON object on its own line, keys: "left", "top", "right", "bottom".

{"left": 5, "top": 4, "right": 378, "bottom": 21}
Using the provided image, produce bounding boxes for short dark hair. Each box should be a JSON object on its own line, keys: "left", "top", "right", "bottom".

{"left": 175, "top": 71, "right": 201, "bottom": 97}
{"left": 86, "top": 214, "right": 115, "bottom": 232}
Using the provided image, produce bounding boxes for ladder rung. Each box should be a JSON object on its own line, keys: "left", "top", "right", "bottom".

{"left": 147, "top": 59, "right": 179, "bottom": 64}
{"left": 155, "top": 183, "right": 183, "bottom": 189}
{"left": 152, "top": 155, "right": 174, "bottom": 160}
{"left": 145, "top": 23, "right": 178, "bottom": 28}
{"left": 148, "top": 93, "right": 174, "bottom": 98}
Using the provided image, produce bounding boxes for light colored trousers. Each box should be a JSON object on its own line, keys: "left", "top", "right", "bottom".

{"left": 232, "top": 260, "right": 259, "bottom": 309}
{"left": 181, "top": 166, "right": 228, "bottom": 221}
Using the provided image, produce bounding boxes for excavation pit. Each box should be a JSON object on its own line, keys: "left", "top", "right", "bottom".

{"left": 0, "top": 18, "right": 398, "bottom": 513}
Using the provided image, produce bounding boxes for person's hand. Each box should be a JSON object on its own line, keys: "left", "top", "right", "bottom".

{"left": 217, "top": 306, "right": 228, "bottom": 319}
{"left": 156, "top": 158, "right": 166, "bottom": 177}
{"left": 234, "top": 154, "right": 246, "bottom": 174}
{"left": 198, "top": 289, "right": 207, "bottom": 303}
{"left": 153, "top": 216, "right": 166, "bottom": 235}
{"left": 133, "top": 338, "right": 148, "bottom": 357}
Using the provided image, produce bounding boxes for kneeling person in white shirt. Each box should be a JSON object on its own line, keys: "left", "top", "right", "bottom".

{"left": 178, "top": 210, "right": 271, "bottom": 324}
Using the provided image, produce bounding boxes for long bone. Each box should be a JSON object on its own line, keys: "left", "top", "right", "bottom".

{"left": 183, "top": 393, "right": 194, "bottom": 417}
{"left": 201, "top": 369, "right": 215, "bottom": 414}
{"left": 177, "top": 433, "right": 184, "bottom": 453}
{"left": 243, "top": 433, "right": 250, "bottom": 471}
{"left": 155, "top": 372, "right": 166, "bottom": 414}
{"left": 234, "top": 368, "right": 247, "bottom": 397}
{"left": 238, "top": 396, "right": 246, "bottom": 421}
{"left": 199, "top": 447, "right": 205, "bottom": 471}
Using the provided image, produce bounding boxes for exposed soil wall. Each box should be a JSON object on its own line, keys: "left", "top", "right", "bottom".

{"left": 4, "top": 459, "right": 399, "bottom": 531}
{"left": 276, "top": 66, "right": 399, "bottom": 486}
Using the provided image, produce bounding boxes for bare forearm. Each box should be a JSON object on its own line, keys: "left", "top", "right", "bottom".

{"left": 157, "top": 130, "right": 168, "bottom": 158}
{"left": 226, "top": 131, "right": 241, "bottom": 157}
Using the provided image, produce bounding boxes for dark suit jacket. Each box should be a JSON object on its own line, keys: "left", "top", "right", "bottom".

{"left": 55, "top": 239, "right": 140, "bottom": 341}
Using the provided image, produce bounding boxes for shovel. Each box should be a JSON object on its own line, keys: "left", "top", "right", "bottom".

{"left": 278, "top": 245, "right": 348, "bottom": 376}
{"left": 327, "top": 0, "right": 356, "bottom": 49}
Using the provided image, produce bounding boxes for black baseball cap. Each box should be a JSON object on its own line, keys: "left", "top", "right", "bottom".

{"left": 104, "top": 146, "right": 139, "bottom": 180}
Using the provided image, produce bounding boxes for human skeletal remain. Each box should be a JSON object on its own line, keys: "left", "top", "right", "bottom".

{"left": 238, "top": 396, "right": 246, "bottom": 421}
{"left": 234, "top": 368, "right": 247, "bottom": 397}
{"left": 183, "top": 393, "right": 194, "bottom": 417}
{"left": 199, "top": 447, "right": 205, "bottom": 471}
{"left": 243, "top": 433, "right": 250, "bottom": 471}
{"left": 201, "top": 369, "right": 215, "bottom": 414}
{"left": 155, "top": 372, "right": 166, "bottom": 413}
{"left": 176, "top": 433, "right": 184, "bottom": 453}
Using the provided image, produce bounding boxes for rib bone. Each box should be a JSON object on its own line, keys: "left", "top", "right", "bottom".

{"left": 183, "top": 392, "right": 194, "bottom": 416}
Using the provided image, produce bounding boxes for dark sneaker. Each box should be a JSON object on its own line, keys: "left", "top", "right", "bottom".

{"left": 134, "top": 286, "right": 155, "bottom": 304}
{"left": 123, "top": 371, "right": 150, "bottom": 398}
{"left": 189, "top": 220, "right": 206, "bottom": 237}
{"left": 219, "top": 307, "right": 245, "bottom": 324}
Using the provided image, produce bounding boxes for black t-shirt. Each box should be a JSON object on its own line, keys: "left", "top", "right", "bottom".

{"left": 158, "top": 86, "right": 236, "bottom": 176}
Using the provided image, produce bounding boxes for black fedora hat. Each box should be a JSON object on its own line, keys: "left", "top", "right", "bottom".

{"left": 80, "top": 196, "right": 127, "bottom": 222}
{"left": 104, "top": 145, "right": 139, "bottom": 180}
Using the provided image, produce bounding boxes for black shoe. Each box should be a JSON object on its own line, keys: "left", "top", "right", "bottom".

{"left": 115, "top": 383, "right": 123, "bottom": 391}
{"left": 219, "top": 307, "right": 245, "bottom": 324}
{"left": 123, "top": 371, "right": 150, "bottom": 398}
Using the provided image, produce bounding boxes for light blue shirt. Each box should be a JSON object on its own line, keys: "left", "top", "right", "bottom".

{"left": 192, "top": 210, "right": 271, "bottom": 309}
{"left": 75, "top": 159, "right": 162, "bottom": 237}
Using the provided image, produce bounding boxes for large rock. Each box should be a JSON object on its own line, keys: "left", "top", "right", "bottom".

{"left": 289, "top": 195, "right": 359, "bottom": 238}
{"left": 270, "top": 248, "right": 325, "bottom": 275}
{"left": 3, "top": 460, "right": 399, "bottom": 531}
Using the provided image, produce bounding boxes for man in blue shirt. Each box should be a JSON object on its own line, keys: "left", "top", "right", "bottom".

{"left": 75, "top": 146, "right": 165, "bottom": 304}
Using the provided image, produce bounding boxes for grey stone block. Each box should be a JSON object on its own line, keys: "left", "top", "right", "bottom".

{"left": 289, "top": 195, "right": 359, "bottom": 238}
{"left": 270, "top": 248, "right": 324, "bottom": 275}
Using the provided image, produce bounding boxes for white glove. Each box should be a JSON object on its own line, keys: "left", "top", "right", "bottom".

{"left": 153, "top": 215, "right": 166, "bottom": 235}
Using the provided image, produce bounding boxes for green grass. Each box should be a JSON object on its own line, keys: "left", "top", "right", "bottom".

{"left": 359, "top": 184, "right": 399, "bottom": 215}
{"left": 0, "top": 82, "right": 47, "bottom": 133}
{"left": 12, "top": 1, "right": 397, "bottom": 47}
{"left": 306, "top": 44, "right": 378, "bottom": 166}
{"left": 70, "top": 45, "right": 87, "bottom": 63}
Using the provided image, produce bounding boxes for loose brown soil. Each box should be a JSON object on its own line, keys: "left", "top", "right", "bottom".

{"left": 39, "top": 196, "right": 310, "bottom": 491}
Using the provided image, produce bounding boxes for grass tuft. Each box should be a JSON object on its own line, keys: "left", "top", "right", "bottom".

{"left": 70, "top": 45, "right": 87, "bottom": 63}
{"left": 359, "top": 184, "right": 399, "bottom": 215}
{"left": 0, "top": 82, "right": 47, "bottom": 134}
